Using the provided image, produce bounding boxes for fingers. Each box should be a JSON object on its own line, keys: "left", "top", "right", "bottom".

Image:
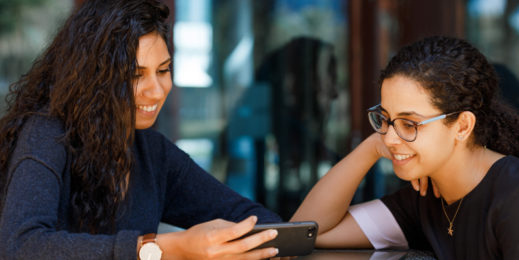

{"left": 419, "top": 177, "right": 428, "bottom": 196}
{"left": 431, "top": 179, "right": 441, "bottom": 198}
{"left": 233, "top": 247, "right": 279, "bottom": 260}
{"left": 223, "top": 228, "right": 278, "bottom": 255}
{"left": 176, "top": 217, "right": 281, "bottom": 259}
{"left": 213, "top": 215, "right": 258, "bottom": 243}
{"left": 411, "top": 179, "right": 420, "bottom": 192}
{"left": 411, "top": 177, "right": 443, "bottom": 198}
{"left": 411, "top": 177, "right": 429, "bottom": 196}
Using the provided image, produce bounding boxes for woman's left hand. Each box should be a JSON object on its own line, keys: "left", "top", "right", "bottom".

{"left": 411, "top": 177, "right": 440, "bottom": 198}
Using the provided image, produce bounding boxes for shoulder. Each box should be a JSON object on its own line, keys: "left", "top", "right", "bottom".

{"left": 9, "top": 113, "right": 67, "bottom": 178}
{"left": 486, "top": 156, "right": 519, "bottom": 216}
{"left": 484, "top": 157, "right": 519, "bottom": 256}
{"left": 492, "top": 155, "right": 519, "bottom": 174}
{"left": 488, "top": 156, "right": 519, "bottom": 193}
{"left": 19, "top": 113, "right": 65, "bottom": 142}
{"left": 16, "top": 113, "right": 65, "bottom": 152}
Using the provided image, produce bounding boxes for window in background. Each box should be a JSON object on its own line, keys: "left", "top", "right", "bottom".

{"left": 466, "top": 0, "right": 519, "bottom": 110}
{"left": 0, "top": 0, "right": 72, "bottom": 115}
{"left": 173, "top": 0, "right": 213, "bottom": 88}
{"left": 163, "top": 0, "right": 348, "bottom": 220}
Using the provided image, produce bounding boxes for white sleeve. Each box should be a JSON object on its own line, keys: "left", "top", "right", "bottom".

{"left": 348, "top": 199, "right": 408, "bottom": 250}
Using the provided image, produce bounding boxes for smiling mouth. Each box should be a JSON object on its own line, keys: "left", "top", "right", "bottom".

{"left": 393, "top": 154, "right": 414, "bottom": 161}
{"left": 137, "top": 104, "right": 158, "bottom": 112}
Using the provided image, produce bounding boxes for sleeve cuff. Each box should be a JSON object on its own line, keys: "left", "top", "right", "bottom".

{"left": 114, "top": 230, "right": 140, "bottom": 260}
{"left": 349, "top": 199, "right": 408, "bottom": 249}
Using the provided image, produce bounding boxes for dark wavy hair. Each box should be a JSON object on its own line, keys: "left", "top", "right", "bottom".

{"left": 379, "top": 36, "right": 519, "bottom": 157}
{"left": 0, "top": 0, "right": 170, "bottom": 233}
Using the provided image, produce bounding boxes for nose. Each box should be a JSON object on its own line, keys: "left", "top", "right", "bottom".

{"left": 141, "top": 75, "right": 165, "bottom": 99}
{"left": 382, "top": 124, "right": 402, "bottom": 146}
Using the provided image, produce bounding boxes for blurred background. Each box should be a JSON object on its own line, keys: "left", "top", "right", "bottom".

{"left": 1, "top": 0, "right": 519, "bottom": 221}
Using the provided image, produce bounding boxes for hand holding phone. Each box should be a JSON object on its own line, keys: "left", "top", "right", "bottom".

{"left": 242, "top": 221, "right": 318, "bottom": 257}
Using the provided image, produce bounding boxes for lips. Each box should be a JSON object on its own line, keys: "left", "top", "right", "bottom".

{"left": 137, "top": 104, "right": 158, "bottom": 112}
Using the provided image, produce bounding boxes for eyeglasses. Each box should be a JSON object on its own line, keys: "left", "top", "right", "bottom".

{"left": 367, "top": 104, "right": 461, "bottom": 142}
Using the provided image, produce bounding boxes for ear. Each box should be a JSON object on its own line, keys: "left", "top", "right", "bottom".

{"left": 454, "top": 111, "right": 476, "bottom": 142}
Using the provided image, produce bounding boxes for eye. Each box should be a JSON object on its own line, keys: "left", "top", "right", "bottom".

{"left": 134, "top": 70, "right": 144, "bottom": 79}
{"left": 158, "top": 68, "right": 171, "bottom": 74}
{"left": 133, "top": 74, "right": 143, "bottom": 80}
{"left": 401, "top": 120, "right": 416, "bottom": 129}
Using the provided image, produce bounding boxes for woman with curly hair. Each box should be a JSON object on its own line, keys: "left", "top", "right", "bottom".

{"left": 0, "top": 0, "right": 281, "bottom": 259}
{"left": 291, "top": 36, "right": 519, "bottom": 259}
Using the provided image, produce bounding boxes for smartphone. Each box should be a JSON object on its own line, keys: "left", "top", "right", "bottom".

{"left": 243, "top": 221, "right": 318, "bottom": 257}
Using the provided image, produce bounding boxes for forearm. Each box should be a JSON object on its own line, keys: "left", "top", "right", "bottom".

{"left": 162, "top": 157, "right": 281, "bottom": 226}
{"left": 290, "top": 135, "right": 381, "bottom": 233}
{"left": 0, "top": 227, "right": 139, "bottom": 260}
{"left": 0, "top": 160, "right": 139, "bottom": 260}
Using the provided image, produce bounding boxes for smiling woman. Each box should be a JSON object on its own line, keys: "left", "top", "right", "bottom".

{"left": 291, "top": 36, "right": 519, "bottom": 259}
{"left": 133, "top": 32, "right": 172, "bottom": 130}
{"left": 0, "top": 0, "right": 282, "bottom": 259}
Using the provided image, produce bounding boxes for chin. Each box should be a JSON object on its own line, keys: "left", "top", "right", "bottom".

{"left": 135, "top": 117, "right": 158, "bottom": 129}
{"left": 393, "top": 169, "right": 417, "bottom": 181}
{"left": 135, "top": 122, "right": 155, "bottom": 129}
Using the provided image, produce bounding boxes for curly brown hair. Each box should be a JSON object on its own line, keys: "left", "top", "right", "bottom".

{"left": 0, "top": 0, "right": 170, "bottom": 234}
{"left": 379, "top": 36, "right": 519, "bottom": 157}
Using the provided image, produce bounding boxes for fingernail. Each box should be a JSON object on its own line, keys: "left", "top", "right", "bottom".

{"left": 251, "top": 216, "right": 257, "bottom": 222}
{"left": 272, "top": 248, "right": 279, "bottom": 255}
{"left": 269, "top": 229, "right": 278, "bottom": 238}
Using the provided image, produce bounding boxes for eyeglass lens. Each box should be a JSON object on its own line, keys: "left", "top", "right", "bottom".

{"left": 368, "top": 112, "right": 417, "bottom": 141}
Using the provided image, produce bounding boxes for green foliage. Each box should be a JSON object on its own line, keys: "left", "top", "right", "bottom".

{"left": 0, "top": 0, "right": 47, "bottom": 35}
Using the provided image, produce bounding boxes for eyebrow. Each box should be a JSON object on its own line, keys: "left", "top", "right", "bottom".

{"left": 137, "top": 58, "right": 172, "bottom": 69}
{"left": 380, "top": 106, "right": 426, "bottom": 117}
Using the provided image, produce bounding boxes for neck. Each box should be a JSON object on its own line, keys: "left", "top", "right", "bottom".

{"left": 430, "top": 146, "right": 503, "bottom": 204}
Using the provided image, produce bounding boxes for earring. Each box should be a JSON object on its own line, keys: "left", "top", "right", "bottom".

{"left": 457, "top": 135, "right": 463, "bottom": 140}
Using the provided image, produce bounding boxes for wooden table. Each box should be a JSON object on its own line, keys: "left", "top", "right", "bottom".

{"left": 298, "top": 249, "right": 436, "bottom": 259}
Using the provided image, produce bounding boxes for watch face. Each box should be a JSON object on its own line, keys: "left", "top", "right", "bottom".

{"left": 139, "top": 242, "right": 163, "bottom": 260}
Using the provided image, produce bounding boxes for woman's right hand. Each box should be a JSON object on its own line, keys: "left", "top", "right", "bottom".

{"left": 367, "top": 133, "right": 393, "bottom": 160}
{"left": 157, "top": 216, "right": 278, "bottom": 260}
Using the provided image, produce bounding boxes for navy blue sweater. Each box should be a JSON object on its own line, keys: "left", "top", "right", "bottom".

{"left": 0, "top": 114, "right": 281, "bottom": 259}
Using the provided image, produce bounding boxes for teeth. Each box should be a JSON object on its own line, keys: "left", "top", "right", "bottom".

{"left": 137, "top": 104, "right": 157, "bottom": 112}
{"left": 394, "top": 154, "right": 412, "bottom": 161}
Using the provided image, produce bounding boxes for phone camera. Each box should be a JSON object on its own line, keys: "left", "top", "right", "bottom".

{"left": 307, "top": 227, "right": 316, "bottom": 238}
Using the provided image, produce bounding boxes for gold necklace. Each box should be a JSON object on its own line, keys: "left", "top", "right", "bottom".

{"left": 441, "top": 197, "right": 464, "bottom": 236}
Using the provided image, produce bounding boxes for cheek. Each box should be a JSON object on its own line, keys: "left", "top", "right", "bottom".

{"left": 413, "top": 130, "right": 456, "bottom": 170}
{"left": 160, "top": 78, "right": 173, "bottom": 96}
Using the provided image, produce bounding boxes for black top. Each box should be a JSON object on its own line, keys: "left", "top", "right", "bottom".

{"left": 0, "top": 114, "right": 281, "bottom": 259}
{"left": 381, "top": 156, "right": 519, "bottom": 260}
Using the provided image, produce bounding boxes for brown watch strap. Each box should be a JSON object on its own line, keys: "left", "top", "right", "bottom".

{"left": 142, "top": 233, "right": 157, "bottom": 245}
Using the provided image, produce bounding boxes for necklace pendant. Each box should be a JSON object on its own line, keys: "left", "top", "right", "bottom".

{"left": 441, "top": 197, "right": 463, "bottom": 237}
{"left": 447, "top": 224, "right": 454, "bottom": 236}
